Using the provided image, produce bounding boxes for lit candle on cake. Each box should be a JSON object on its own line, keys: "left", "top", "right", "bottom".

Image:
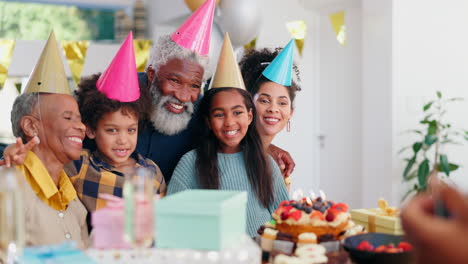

{"left": 319, "top": 190, "right": 326, "bottom": 201}
{"left": 309, "top": 190, "right": 317, "bottom": 199}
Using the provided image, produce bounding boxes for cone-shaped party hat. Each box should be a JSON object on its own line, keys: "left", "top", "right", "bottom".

{"left": 24, "top": 31, "right": 71, "bottom": 95}
{"left": 96, "top": 32, "right": 140, "bottom": 102}
{"left": 171, "top": 0, "right": 215, "bottom": 56}
{"left": 262, "top": 39, "right": 295, "bottom": 86}
{"left": 210, "top": 33, "right": 245, "bottom": 90}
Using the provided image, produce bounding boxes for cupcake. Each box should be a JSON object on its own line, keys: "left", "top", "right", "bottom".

{"left": 296, "top": 244, "right": 328, "bottom": 264}
{"left": 256, "top": 225, "right": 266, "bottom": 244}
{"left": 273, "top": 232, "right": 295, "bottom": 254}
{"left": 261, "top": 228, "right": 279, "bottom": 252}
{"left": 297, "top": 232, "right": 317, "bottom": 247}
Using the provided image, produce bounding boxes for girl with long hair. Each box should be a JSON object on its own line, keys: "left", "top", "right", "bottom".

{"left": 167, "top": 87, "right": 289, "bottom": 237}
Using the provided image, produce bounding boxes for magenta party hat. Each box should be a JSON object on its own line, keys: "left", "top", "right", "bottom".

{"left": 170, "top": 0, "right": 215, "bottom": 56}
{"left": 97, "top": 32, "right": 139, "bottom": 102}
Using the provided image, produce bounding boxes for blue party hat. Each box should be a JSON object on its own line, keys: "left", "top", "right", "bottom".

{"left": 262, "top": 39, "right": 295, "bottom": 86}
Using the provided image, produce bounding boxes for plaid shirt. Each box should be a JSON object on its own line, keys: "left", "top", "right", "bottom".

{"left": 65, "top": 149, "right": 166, "bottom": 212}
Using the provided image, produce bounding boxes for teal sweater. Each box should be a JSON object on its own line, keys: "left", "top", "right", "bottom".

{"left": 167, "top": 150, "right": 290, "bottom": 237}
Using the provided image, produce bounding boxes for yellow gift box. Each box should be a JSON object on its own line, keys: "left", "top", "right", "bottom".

{"left": 350, "top": 209, "right": 404, "bottom": 235}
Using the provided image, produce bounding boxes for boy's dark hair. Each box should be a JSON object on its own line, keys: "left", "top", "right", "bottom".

{"left": 75, "top": 73, "right": 147, "bottom": 130}
{"left": 194, "top": 87, "right": 274, "bottom": 208}
{"left": 239, "top": 48, "right": 301, "bottom": 107}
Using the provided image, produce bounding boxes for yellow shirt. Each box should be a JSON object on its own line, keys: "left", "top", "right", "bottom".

{"left": 16, "top": 151, "right": 77, "bottom": 211}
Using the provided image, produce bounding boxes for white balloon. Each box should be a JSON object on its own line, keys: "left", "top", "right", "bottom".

{"left": 217, "top": 0, "right": 262, "bottom": 48}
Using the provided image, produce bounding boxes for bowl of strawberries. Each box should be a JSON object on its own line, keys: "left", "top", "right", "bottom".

{"left": 343, "top": 233, "right": 414, "bottom": 264}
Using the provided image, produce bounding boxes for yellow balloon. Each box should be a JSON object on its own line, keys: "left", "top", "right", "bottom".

{"left": 184, "top": 0, "right": 219, "bottom": 12}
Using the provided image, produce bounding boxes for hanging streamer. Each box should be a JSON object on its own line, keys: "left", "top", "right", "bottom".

{"left": 244, "top": 37, "right": 257, "bottom": 51}
{"left": 61, "top": 40, "right": 89, "bottom": 85}
{"left": 329, "top": 11, "right": 346, "bottom": 46}
{"left": 0, "top": 40, "right": 16, "bottom": 90}
{"left": 133, "top": 39, "right": 152, "bottom": 72}
{"left": 286, "top": 20, "right": 306, "bottom": 56}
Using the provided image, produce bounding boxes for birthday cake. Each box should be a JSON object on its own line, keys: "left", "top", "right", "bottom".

{"left": 272, "top": 197, "right": 351, "bottom": 241}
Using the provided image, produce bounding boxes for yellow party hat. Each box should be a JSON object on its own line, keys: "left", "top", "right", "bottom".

{"left": 210, "top": 32, "right": 246, "bottom": 90}
{"left": 23, "top": 31, "right": 71, "bottom": 95}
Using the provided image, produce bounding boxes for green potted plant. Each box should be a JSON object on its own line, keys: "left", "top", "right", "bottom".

{"left": 400, "top": 91, "right": 468, "bottom": 200}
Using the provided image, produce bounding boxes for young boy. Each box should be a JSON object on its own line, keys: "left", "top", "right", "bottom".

{"left": 69, "top": 73, "right": 166, "bottom": 212}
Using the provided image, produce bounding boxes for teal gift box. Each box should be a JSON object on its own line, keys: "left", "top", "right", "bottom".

{"left": 20, "top": 242, "right": 96, "bottom": 264}
{"left": 155, "top": 190, "right": 247, "bottom": 250}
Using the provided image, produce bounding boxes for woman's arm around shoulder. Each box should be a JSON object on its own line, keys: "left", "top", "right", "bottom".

{"left": 268, "top": 156, "right": 290, "bottom": 212}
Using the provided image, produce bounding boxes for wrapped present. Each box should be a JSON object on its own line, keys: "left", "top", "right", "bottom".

{"left": 20, "top": 242, "right": 96, "bottom": 264}
{"left": 156, "top": 190, "right": 247, "bottom": 250}
{"left": 350, "top": 208, "right": 403, "bottom": 235}
{"left": 92, "top": 195, "right": 131, "bottom": 249}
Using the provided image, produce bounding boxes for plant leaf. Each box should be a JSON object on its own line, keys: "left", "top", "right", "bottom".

{"left": 440, "top": 139, "right": 462, "bottom": 145}
{"left": 438, "top": 163, "right": 460, "bottom": 172}
{"left": 423, "top": 101, "right": 434, "bottom": 111}
{"left": 401, "top": 188, "right": 415, "bottom": 202}
{"left": 427, "top": 121, "right": 437, "bottom": 135}
{"left": 449, "top": 163, "right": 460, "bottom": 171}
{"left": 400, "top": 129, "right": 423, "bottom": 135}
{"left": 440, "top": 154, "right": 450, "bottom": 176}
{"left": 437, "top": 91, "right": 442, "bottom": 99}
{"left": 405, "top": 170, "right": 418, "bottom": 181}
{"left": 418, "top": 159, "right": 430, "bottom": 190}
{"left": 423, "top": 113, "right": 433, "bottom": 121}
{"left": 398, "top": 146, "right": 411, "bottom": 154}
{"left": 424, "top": 134, "right": 438, "bottom": 146}
{"left": 448, "top": 97, "right": 464, "bottom": 101}
{"left": 403, "top": 157, "right": 416, "bottom": 179}
{"left": 412, "top": 142, "right": 422, "bottom": 154}
{"left": 420, "top": 120, "right": 430, "bottom": 125}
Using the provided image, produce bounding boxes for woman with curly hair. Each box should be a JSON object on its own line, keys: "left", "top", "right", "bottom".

{"left": 239, "top": 41, "right": 301, "bottom": 186}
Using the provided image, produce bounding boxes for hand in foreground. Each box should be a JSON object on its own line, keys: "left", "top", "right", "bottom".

{"left": 0, "top": 137, "right": 38, "bottom": 167}
{"left": 267, "top": 144, "right": 295, "bottom": 178}
{"left": 401, "top": 184, "right": 468, "bottom": 264}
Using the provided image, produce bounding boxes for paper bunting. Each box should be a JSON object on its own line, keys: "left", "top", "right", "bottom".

{"left": 134, "top": 39, "right": 152, "bottom": 72}
{"left": 286, "top": 20, "right": 306, "bottom": 56}
{"left": 0, "top": 39, "right": 16, "bottom": 90}
{"left": 61, "top": 40, "right": 89, "bottom": 85}
{"left": 244, "top": 37, "right": 257, "bottom": 51}
{"left": 329, "top": 11, "right": 346, "bottom": 46}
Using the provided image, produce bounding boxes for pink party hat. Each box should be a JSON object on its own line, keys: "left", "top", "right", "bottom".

{"left": 97, "top": 32, "right": 139, "bottom": 102}
{"left": 171, "top": 0, "right": 215, "bottom": 56}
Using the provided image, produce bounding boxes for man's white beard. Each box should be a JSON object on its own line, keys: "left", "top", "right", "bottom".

{"left": 150, "top": 88, "right": 194, "bottom": 135}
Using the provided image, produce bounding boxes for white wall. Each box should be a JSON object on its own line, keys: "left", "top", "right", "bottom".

{"left": 316, "top": 7, "right": 362, "bottom": 208}
{"left": 361, "top": 0, "right": 395, "bottom": 207}
{"left": 393, "top": 0, "right": 468, "bottom": 192}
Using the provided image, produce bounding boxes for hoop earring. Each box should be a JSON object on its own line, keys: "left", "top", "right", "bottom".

{"left": 287, "top": 120, "right": 291, "bottom": 132}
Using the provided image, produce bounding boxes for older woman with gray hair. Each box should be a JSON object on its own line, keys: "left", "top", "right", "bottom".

{"left": 3, "top": 31, "right": 89, "bottom": 248}
{"left": 8, "top": 91, "right": 89, "bottom": 248}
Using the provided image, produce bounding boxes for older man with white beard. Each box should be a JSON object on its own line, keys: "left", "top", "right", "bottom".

{"left": 136, "top": 35, "right": 209, "bottom": 182}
